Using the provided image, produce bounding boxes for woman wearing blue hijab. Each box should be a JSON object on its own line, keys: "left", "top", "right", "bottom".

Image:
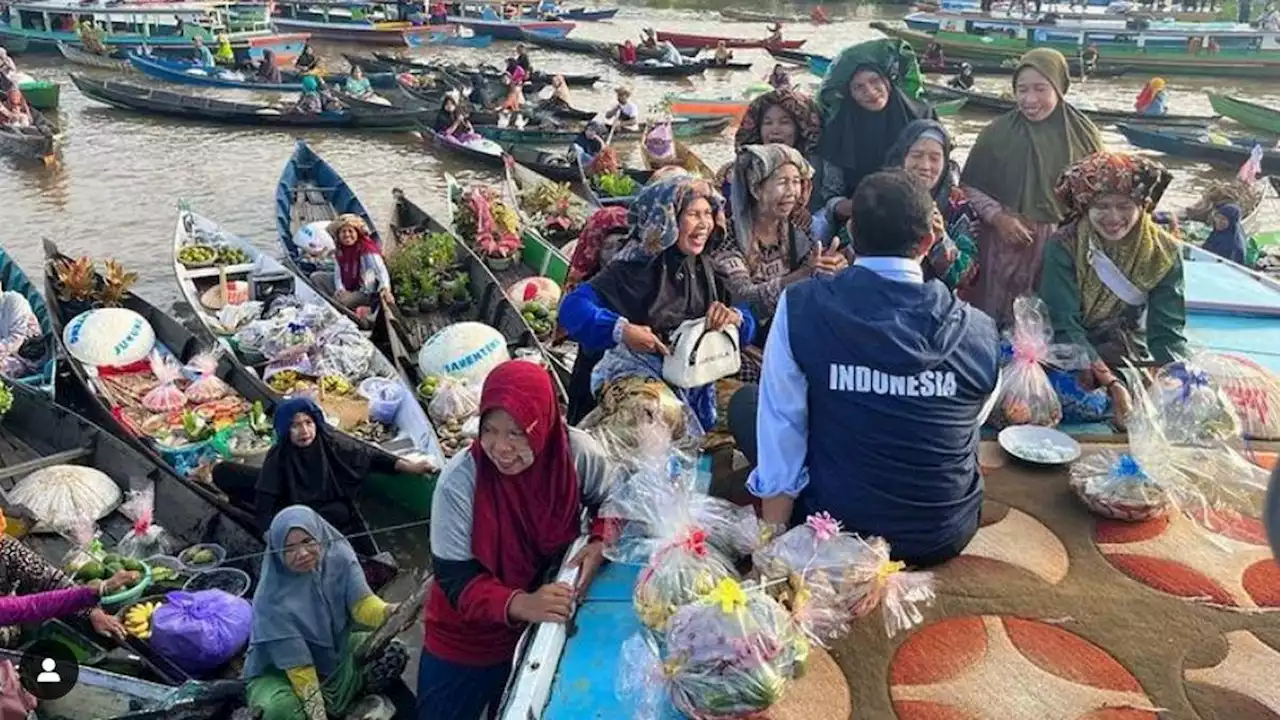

{"left": 243, "top": 506, "right": 405, "bottom": 720}
{"left": 1202, "top": 203, "right": 1247, "bottom": 265}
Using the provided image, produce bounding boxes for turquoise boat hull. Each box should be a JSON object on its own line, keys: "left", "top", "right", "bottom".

{"left": 1183, "top": 243, "right": 1280, "bottom": 375}
{"left": 0, "top": 245, "right": 54, "bottom": 396}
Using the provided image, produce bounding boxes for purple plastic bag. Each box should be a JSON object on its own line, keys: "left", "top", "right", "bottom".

{"left": 150, "top": 590, "right": 252, "bottom": 675}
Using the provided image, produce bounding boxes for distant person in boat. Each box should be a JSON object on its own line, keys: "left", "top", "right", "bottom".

{"left": 514, "top": 43, "right": 533, "bottom": 76}
{"left": 544, "top": 73, "right": 573, "bottom": 110}
{"left": 734, "top": 169, "right": 999, "bottom": 567}
{"left": 1260, "top": 5, "right": 1280, "bottom": 30}
{"left": 0, "top": 508, "right": 132, "bottom": 643}
{"left": 1039, "top": 151, "right": 1187, "bottom": 372}
{"left": 949, "top": 62, "right": 976, "bottom": 90}
{"left": 0, "top": 87, "right": 31, "bottom": 128}
{"left": 766, "top": 22, "right": 784, "bottom": 45}
{"left": 712, "top": 145, "right": 846, "bottom": 381}
{"left": 295, "top": 41, "right": 319, "bottom": 74}
{"left": 1134, "top": 77, "right": 1168, "bottom": 116}
{"left": 429, "top": 0, "right": 448, "bottom": 23}
{"left": 214, "top": 31, "right": 234, "bottom": 66}
{"left": 1201, "top": 202, "right": 1248, "bottom": 264}
{"left": 434, "top": 93, "right": 474, "bottom": 138}
{"left": 559, "top": 175, "right": 758, "bottom": 432}
{"left": 605, "top": 86, "right": 639, "bottom": 130}
{"left": 922, "top": 41, "right": 945, "bottom": 68}
{"left": 619, "top": 39, "right": 638, "bottom": 64}
{"left": 343, "top": 65, "right": 374, "bottom": 99}
{"left": 885, "top": 120, "right": 980, "bottom": 292}
{"left": 0, "top": 48, "right": 14, "bottom": 79}
{"left": 77, "top": 21, "right": 107, "bottom": 55}
{"left": 500, "top": 62, "right": 527, "bottom": 126}
{"left": 311, "top": 214, "right": 393, "bottom": 312}
{"left": 292, "top": 74, "right": 325, "bottom": 114}
{"left": 419, "top": 360, "right": 614, "bottom": 720}
{"left": 243, "top": 506, "right": 408, "bottom": 720}
{"left": 960, "top": 48, "right": 1103, "bottom": 327}
{"left": 813, "top": 39, "right": 936, "bottom": 214}
{"left": 641, "top": 27, "right": 658, "bottom": 49}
{"left": 570, "top": 119, "right": 606, "bottom": 162}
{"left": 812, "top": 5, "right": 830, "bottom": 22}
{"left": 212, "top": 397, "right": 434, "bottom": 536}
{"left": 767, "top": 64, "right": 791, "bottom": 90}
{"left": 1081, "top": 43, "right": 1099, "bottom": 73}
{"left": 714, "top": 40, "right": 734, "bottom": 65}
{"left": 0, "top": 279, "right": 42, "bottom": 379}
{"left": 193, "top": 36, "right": 216, "bottom": 72}
{"left": 256, "top": 50, "right": 282, "bottom": 84}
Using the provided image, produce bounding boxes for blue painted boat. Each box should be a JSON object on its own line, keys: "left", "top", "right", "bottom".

{"left": 405, "top": 31, "right": 495, "bottom": 48}
{"left": 447, "top": 14, "right": 575, "bottom": 40}
{"left": 1117, "top": 124, "right": 1280, "bottom": 174}
{"left": 807, "top": 55, "right": 831, "bottom": 75}
{"left": 1182, "top": 243, "right": 1280, "bottom": 375}
{"left": 0, "top": 244, "right": 55, "bottom": 396}
{"left": 127, "top": 52, "right": 397, "bottom": 92}
{"left": 560, "top": 7, "right": 619, "bottom": 21}
{"left": 275, "top": 140, "right": 382, "bottom": 279}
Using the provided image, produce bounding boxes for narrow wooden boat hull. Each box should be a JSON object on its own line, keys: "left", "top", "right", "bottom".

{"left": 0, "top": 244, "right": 55, "bottom": 395}
{"left": 448, "top": 18, "right": 575, "bottom": 40}
{"left": 271, "top": 18, "right": 441, "bottom": 46}
{"left": 519, "top": 27, "right": 697, "bottom": 59}
{"left": 611, "top": 59, "right": 708, "bottom": 77}
{"left": 1117, "top": 124, "right": 1280, "bottom": 173}
{"left": 655, "top": 30, "right": 805, "bottom": 50}
{"left": 721, "top": 7, "right": 815, "bottom": 23}
{"left": 127, "top": 53, "right": 396, "bottom": 92}
{"left": 405, "top": 31, "right": 495, "bottom": 48}
{"left": 56, "top": 41, "right": 132, "bottom": 71}
{"left": 421, "top": 124, "right": 507, "bottom": 168}
{"left": 506, "top": 144, "right": 652, "bottom": 186}
{"left": 70, "top": 74, "right": 432, "bottom": 129}
{"left": 0, "top": 104, "right": 58, "bottom": 160}
{"left": 476, "top": 115, "right": 731, "bottom": 144}
{"left": 1207, "top": 93, "right": 1280, "bottom": 135}
{"left": 925, "top": 83, "right": 1218, "bottom": 128}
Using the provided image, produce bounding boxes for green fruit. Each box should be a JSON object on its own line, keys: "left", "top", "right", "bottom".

{"left": 103, "top": 553, "right": 122, "bottom": 566}
{"left": 152, "top": 567, "right": 176, "bottom": 582}
{"left": 74, "top": 562, "right": 104, "bottom": 582}
{"left": 105, "top": 563, "right": 123, "bottom": 576}
{"left": 187, "top": 548, "right": 216, "bottom": 565}
{"left": 122, "top": 558, "right": 144, "bottom": 572}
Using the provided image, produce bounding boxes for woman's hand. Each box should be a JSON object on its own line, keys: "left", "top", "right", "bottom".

{"left": 99, "top": 570, "right": 140, "bottom": 595}
{"left": 379, "top": 286, "right": 396, "bottom": 307}
{"left": 1110, "top": 382, "right": 1134, "bottom": 430}
{"left": 89, "top": 608, "right": 127, "bottom": 641}
{"left": 706, "top": 302, "right": 742, "bottom": 331}
{"left": 622, "top": 322, "right": 670, "bottom": 356}
{"left": 814, "top": 238, "right": 848, "bottom": 275}
{"left": 931, "top": 207, "right": 947, "bottom": 242}
{"left": 568, "top": 540, "right": 606, "bottom": 597}
{"left": 993, "top": 212, "right": 1034, "bottom": 246}
{"left": 509, "top": 582, "right": 574, "bottom": 624}
{"left": 396, "top": 457, "right": 437, "bottom": 475}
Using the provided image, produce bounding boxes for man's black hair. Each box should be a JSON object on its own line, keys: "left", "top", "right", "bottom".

{"left": 848, "top": 169, "right": 935, "bottom": 258}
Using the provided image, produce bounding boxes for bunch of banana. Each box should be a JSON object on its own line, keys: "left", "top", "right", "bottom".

{"left": 125, "top": 601, "right": 161, "bottom": 640}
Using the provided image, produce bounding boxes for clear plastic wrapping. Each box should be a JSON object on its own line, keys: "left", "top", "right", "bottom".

{"left": 213, "top": 301, "right": 262, "bottom": 334}
{"left": 619, "top": 579, "right": 806, "bottom": 720}
{"left": 427, "top": 376, "right": 480, "bottom": 424}
{"left": 1152, "top": 359, "right": 1241, "bottom": 445}
{"left": 183, "top": 351, "right": 232, "bottom": 404}
{"left": 1185, "top": 351, "right": 1280, "bottom": 441}
{"left": 1069, "top": 452, "right": 1171, "bottom": 522}
{"left": 260, "top": 320, "right": 316, "bottom": 362}
{"left": 990, "top": 297, "right": 1091, "bottom": 428}
{"left": 142, "top": 352, "right": 187, "bottom": 413}
{"left": 116, "top": 487, "right": 175, "bottom": 560}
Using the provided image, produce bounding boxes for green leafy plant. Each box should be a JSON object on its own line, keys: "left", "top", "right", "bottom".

{"left": 52, "top": 256, "right": 97, "bottom": 303}
{"left": 0, "top": 382, "right": 12, "bottom": 419}
{"left": 97, "top": 259, "right": 138, "bottom": 307}
{"left": 596, "top": 173, "right": 638, "bottom": 198}
{"left": 423, "top": 232, "right": 458, "bottom": 270}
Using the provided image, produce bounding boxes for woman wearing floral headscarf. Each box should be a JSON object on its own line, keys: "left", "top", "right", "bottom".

{"left": 565, "top": 206, "right": 630, "bottom": 295}
{"left": 721, "top": 89, "right": 823, "bottom": 207}
{"left": 712, "top": 145, "right": 846, "bottom": 381}
{"left": 1038, "top": 150, "right": 1186, "bottom": 371}
{"left": 559, "top": 175, "right": 758, "bottom": 431}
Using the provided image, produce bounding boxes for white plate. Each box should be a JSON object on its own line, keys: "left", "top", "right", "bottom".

{"left": 997, "top": 425, "right": 1082, "bottom": 467}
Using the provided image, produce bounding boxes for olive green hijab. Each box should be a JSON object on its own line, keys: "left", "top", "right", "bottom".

{"left": 960, "top": 48, "right": 1104, "bottom": 224}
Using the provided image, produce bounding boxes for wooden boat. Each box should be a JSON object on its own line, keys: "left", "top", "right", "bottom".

{"left": 175, "top": 207, "right": 443, "bottom": 521}
{"left": 666, "top": 94, "right": 966, "bottom": 119}
{"left": 126, "top": 52, "right": 396, "bottom": 93}
{"left": 476, "top": 115, "right": 731, "bottom": 144}
{"left": 919, "top": 57, "right": 1130, "bottom": 78}
{"left": 506, "top": 144, "right": 652, "bottom": 186}
{"left": 69, "top": 74, "right": 433, "bottom": 130}
{"left": 870, "top": 21, "right": 1280, "bottom": 80}
{"left": 56, "top": 40, "right": 132, "bottom": 71}
{"left": 0, "top": 104, "right": 58, "bottom": 162}
{"left": 1182, "top": 243, "right": 1280, "bottom": 376}
{"left": 420, "top": 124, "right": 507, "bottom": 168}
{"left": 609, "top": 57, "right": 709, "bottom": 77}
{"left": 447, "top": 15, "right": 576, "bottom": 40}
{"left": 766, "top": 47, "right": 827, "bottom": 64}
{"left": 925, "top": 83, "right": 1219, "bottom": 128}
{"left": 383, "top": 187, "right": 569, "bottom": 402}
{"left": 1207, "top": 92, "right": 1280, "bottom": 135}
{"left": 518, "top": 27, "right": 699, "bottom": 59}
{"left": 559, "top": 7, "right": 619, "bottom": 21}
{"left": 404, "top": 29, "right": 495, "bottom": 48}
{"left": 1117, "top": 124, "right": 1280, "bottom": 174}
{"left": 0, "top": 244, "right": 55, "bottom": 395}
{"left": 654, "top": 30, "right": 806, "bottom": 50}
{"left": 269, "top": 0, "right": 448, "bottom": 46}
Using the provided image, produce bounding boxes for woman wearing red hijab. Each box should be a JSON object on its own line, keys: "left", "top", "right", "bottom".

{"left": 419, "top": 361, "right": 614, "bottom": 720}
{"left": 310, "top": 214, "right": 393, "bottom": 314}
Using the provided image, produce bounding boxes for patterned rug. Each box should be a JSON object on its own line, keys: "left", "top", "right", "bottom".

{"left": 823, "top": 442, "right": 1280, "bottom": 720}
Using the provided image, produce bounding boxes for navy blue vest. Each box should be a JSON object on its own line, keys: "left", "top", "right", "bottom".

{"left": 785, "top": 266, "right": 999, "bottom": 560}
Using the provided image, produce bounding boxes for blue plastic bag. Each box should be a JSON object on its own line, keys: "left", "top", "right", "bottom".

{"left": 1047, "top": 368, "right": 1111, "bottom": 424}
{"left": 150, "top": 590, "right": 252, "bottom": 675}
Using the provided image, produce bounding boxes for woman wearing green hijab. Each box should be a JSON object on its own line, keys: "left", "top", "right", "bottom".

{"left": 960, "top": 48, "right": 1104, "bottom": 328}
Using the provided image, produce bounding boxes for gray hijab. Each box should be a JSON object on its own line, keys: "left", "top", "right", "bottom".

{"left": 729, "top": 144, "right": 815, "bottom": 259}
{"left": 243, "top": 505, "right": 370, "bottom": 678}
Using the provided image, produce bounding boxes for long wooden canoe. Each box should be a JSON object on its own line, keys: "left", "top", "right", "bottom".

{"left": 1207, "top": 93, "right": 1280, "bottom": 135}
{"left": 0, "top": 243, "right": 55, "bottom": 395}
{"left": 655, "top": 30, "right": 806, "bottom": 50}
{"left": 476, "top": 115, "right": 732, "bottom": 145}
{"left": 55, "top": 40, "right": 132, "bottom": 72}
{"left": 0, "top": 104, "right": 59, "bottom": 162}
{"left": 925, "top": 83, "right": 1219, "bottom": 128}
{"left": 1117, "top": 124, "right": 1280, "bottom": 174}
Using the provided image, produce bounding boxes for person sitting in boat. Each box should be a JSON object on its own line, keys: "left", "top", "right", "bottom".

{"left": 312, "top": 214, "right": 394, "bottom": 312}
{"left": 0, "top": 48, "right": 14, "bottom": 80}
{"left": 734, "top": 169, "right": 999, "bottom": 567}
{"left": 77, "top": 21, "right": 108, "bottom": 55}
{"left": 434, "top": 93, "right": 475, "bottom": 139}
{"left": 721, "top": 88, "right": 824, "bottom": 212}
{"left": 565, "top": 206, "right": 631, "bottom": 294}
{"left": 641, "top": 27, "right": 658, "bottom": 49}
{"left": 570, "top": 120, "right": 607, "bottom": 163}
{"left": 714, "top": 41, "right": 734, "bottom": 65}
{"left": 243, "top": 506, "right": 408, "bottom": 720}
{"left": 543, "top": 73, "right": 573, "bottom": 111}
{"left": 212, "top": 398, "right": 434, "bottom": 536}
{"left": 418, "top": 360, "right": 613, "bottom": 720}
{"left": 922, "top": 41, "right": 946, "bottom": 69}
{"left": 292, "top": 75, "right": 326, "bottom": 114}
{"left": 1261, "top": 5, "right": 1280, "bottom": 30}
{"left": 559, "top": 174, "right": 758, "bottom": 434}
{"left": 0, "top": 280, "right": 41, "bottom": 379}
{"left": 1134, "top": 77, "right": 1168, "bottom": 117}
{"left": 960, "top": 48, "right": 1103, "bottom": 328}
{"left": 884, "top": 120, "right": 979, "bottom": 292}
{"left": 256, "top": 50, "right": 283, "bottom": 84}
{"left": 605, "top": 87, "right": 639, "bottom": 131}
{"left": 712, "top": 145, "right": 847, "bottom": 381}
{"left": 0, "top": 508, "right": 132, "bottom": 644}
{"left": 948, "top": 62, "right": 976, "bottom": 90}
{"left": 500, "top": 64, "right": 527, "bottom": 127}
{"left": 429, "top": 0, "right": 448, "bottom": 23}
{"left": 0, "top": 87, "right": 31, "bottom": 128}
{"left": 193, "top": 36, "right": 216, "bottom": 72}
{"left": 514, "top": 43, "right": 533, "bottom": 76}
{"left": 767, "top": 64, "right": 791, "bottom": 90}
{"left": 214, "top": 31, "right": 234, "bottom": 66}
{"left": 657, "top": 40, "right": 685, "bottom": 66}
{"left": 1202, "top": 202, "right": 1247, "bottom": 264}
{"left": 343, "top": 65, "right": 374, "bottom": 100}
{"left": 1039, "top": 151, "right": 1187, "bottom": 373}
{"left": 813, "top": 39, "right": 937, "bottom": 215}
{"left": 295, "top": 41, "right": 319, "bottom": 74}
{"left": 1081, "top": 43, "right": 1099, "bottom": 72}
{"left": 619, "top": 39, "right": 639, "bottom": 64}
{"left": 766, "top": 22, "right": 784, "bottom": 45}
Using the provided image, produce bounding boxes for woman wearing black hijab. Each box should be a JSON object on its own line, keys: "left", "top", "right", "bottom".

{"left": 813, "top": 39, "right": 936, "bottom": 214}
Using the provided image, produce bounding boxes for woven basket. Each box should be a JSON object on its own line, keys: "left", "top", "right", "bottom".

{"left": 318, "top": 390, "right": 370, "bottom": 431}
{"left": 1068, "top": 474, "right": 1170, "bottom": 522}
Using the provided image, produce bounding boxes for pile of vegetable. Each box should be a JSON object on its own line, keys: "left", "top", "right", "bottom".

{"left": 0, "top": 382, "right": 12, "bottom": 419}
{"left": 72, "top": 552, "right": 146, "bottom": 584}
{"left": 179, "top": 545, "right": 220, "bottom": 569}
{"left": 518, "top": 182, "right": 583, "bottom": 242}
{"left": 454, "top": 185, "right": 523, "bottom": 260}
{"left": 593, "top": 172, "right": 638, "bottom": 199}
{"left": 386, "top": 232, "right": 471, "bottom": 311}
{"left": 520, "top": 302, "right": 557, "bottom": 339}
{"left": 177, "top": 243, "right": 250, "bottom": 268}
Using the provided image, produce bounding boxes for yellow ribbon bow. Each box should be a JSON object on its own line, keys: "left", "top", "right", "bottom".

{"left": 876, "top": 559, "right": 906, "bottom": 584}
{"left": 706, "top": 577, "right": 748, "bottom": 615}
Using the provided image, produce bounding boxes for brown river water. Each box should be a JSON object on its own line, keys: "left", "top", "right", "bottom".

{"left": 3, "top": 2, "right": 1279, "bottom": 565}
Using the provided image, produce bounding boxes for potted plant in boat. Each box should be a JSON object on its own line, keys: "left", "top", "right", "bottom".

{"left": 476, "top": 232, "right": 522, "bottom": 273}
{"left": 416, "top": 271, "right": 440, "bottom": 314}
{"left": 52, "top": 256, "right": 99, "bottom": 316}
{"left": 96, "top": 259, "right": 138, "bottom": 308}
{"left": 443, "top": 273, "right": 470, "bottom": 313}
{"left": 386, "top": 244, "right": 422, "bottom": 315}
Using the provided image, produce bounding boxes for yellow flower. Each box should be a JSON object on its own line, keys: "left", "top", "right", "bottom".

{"left": 876, "top": 559, "right": 906, "bottom": 584}
{"left": 705, "top": 578, "right": 748, "bottom": 615}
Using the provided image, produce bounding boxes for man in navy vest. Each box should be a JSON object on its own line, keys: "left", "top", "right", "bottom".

{"left": 745, "top": 169, "right": 1000, "bottom": 567}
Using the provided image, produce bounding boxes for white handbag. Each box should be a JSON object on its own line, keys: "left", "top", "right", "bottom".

{"left": 662, "top": 317, "right": 741, "bottom": 389}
